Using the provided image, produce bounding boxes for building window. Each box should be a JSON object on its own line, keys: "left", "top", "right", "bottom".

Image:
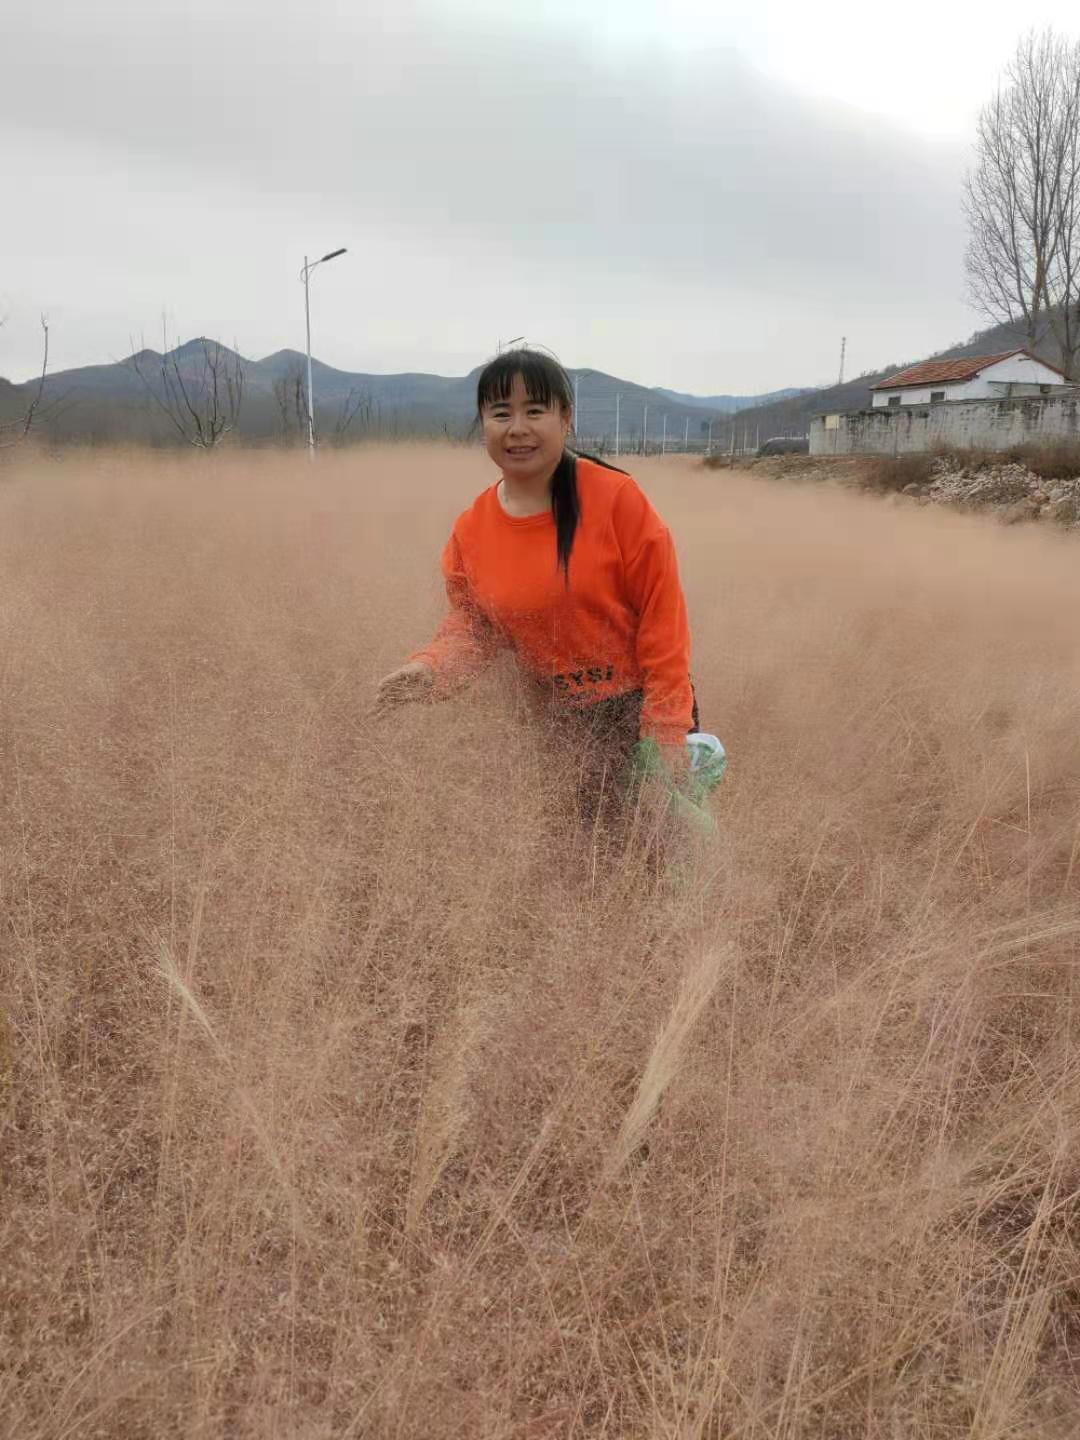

{"left": 930, "top": 390, "right": 946, "bottom": 402}
{"left": 887, "top": 395, "right": 902, "bottom": 408}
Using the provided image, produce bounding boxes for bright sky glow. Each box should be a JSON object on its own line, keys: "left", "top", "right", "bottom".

{"left": 444, "top": 0, "right": 1080, "bottom": 138}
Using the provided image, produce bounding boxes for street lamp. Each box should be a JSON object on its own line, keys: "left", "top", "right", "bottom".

{"left": 299, "top": 247, "right": 347, "bottom": 459}
{"left": 572, "top": 367, "right": 595, "bottom": 441}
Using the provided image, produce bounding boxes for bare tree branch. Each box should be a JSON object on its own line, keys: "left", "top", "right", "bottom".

{"left": 273, "top": 363, "right": 309, "bottom": 446}
{"left": 0, "top": 314, "right": 51, "bottom": 449}
{"left": 964, "top": 29, "right": 1080, "bottom": 376}
{"left": 1042, "top": 39, "right": 1080, "bottom": 375}
{"left": 125, "top": 325, "right": 245, "bottom": 448}
{"left": 330, "top": 386, "right": 373, "bottom": 446}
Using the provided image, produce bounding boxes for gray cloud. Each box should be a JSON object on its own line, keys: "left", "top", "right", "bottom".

{"left": 4, "top": 0, "right": 974, "bottom": 390}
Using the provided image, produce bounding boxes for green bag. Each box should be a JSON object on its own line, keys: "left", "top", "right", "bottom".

{"left": 630, "top": 732, "right": 727, "bottom": 837}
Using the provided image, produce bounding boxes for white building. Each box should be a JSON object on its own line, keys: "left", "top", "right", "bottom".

{"left": 870, "top": 349, "right": 1073, "bottom": 408}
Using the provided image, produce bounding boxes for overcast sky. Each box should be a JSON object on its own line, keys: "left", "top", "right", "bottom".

{"left": 4, "top": 0, "right": 1080, "bottom": 393}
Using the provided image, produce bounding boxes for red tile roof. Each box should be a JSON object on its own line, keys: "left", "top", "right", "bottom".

{"left": 871, "top": 348, "right": 1070, "bottom": 390}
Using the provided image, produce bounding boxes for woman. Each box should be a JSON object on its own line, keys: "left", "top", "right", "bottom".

{"left": 372, "top": 347, "right": 702, "bottom": 831}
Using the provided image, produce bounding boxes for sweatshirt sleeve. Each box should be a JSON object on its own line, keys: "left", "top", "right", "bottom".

{"left": 408, "top": 529, "right": 505, "bottom": 693}
{"left": 612, "top": 481, "right": 694, "bottom": 746}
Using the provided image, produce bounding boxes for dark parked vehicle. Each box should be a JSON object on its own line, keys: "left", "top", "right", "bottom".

{"left": 757, "top": 436, "right": 810, "bottom": 456}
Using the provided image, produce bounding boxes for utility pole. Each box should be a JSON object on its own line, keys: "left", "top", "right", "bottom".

{"left": 838, "top": 335, "right": 847, "bottom": 387}
{"left": 684, "top": 416, "right": 689, "bottom": 451}
{"left": 662, "top": 414, "right": 667, "bottom": 455}
{"left": 615, "top": 392, "right": 620, "bottom": 457}
{"left": 707, "top": 418, "right": 713, "bottom": 456}
{"left": 300, "top": 246, "right": 347, "bottom": 459}
{"left": 643, "top": 402, "right": 648, "bottom": 455}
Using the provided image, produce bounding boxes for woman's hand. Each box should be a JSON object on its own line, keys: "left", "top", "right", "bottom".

{"left": 632, "top": 741, "right": 709, "bottom": 869}
{"left": 656, "top": 742, "right": 691, "bottom": 790}
{"left": 369, "top": 660, "right": 435, "bottom": 718}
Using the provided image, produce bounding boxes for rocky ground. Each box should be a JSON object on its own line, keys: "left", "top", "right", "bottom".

{"left": 904, "top": 458, "right": 1080, "bottom": 526}
{"left": 726, "top": 453, "right": 1080, "bottom": 527}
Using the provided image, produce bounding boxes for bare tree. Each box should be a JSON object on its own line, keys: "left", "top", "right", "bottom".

{"left": 1044, "top": 68, "right": 1080, "bottom": 376}
{"left": 127, "top": 326, "right": 245, "bottom": 448}
{"left": 963, "top": 29, "right": 1080, "bottom": 376}
{"left": 330, "top": 387, "right": 373, "bottom": 446}
{"left": 273, "top": 362, "right": 308, "bottom": 446}
{"left": 0, "top": 314, "right": 50, "bottom": 450}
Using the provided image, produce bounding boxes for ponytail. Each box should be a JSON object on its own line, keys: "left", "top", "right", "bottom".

{"left": 553, "top": 448, "right": 628, "bottom": 585}
{"left": 551, "top": 451, "right": 579, "bottom": 584}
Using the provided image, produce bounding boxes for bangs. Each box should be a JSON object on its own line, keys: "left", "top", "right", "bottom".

{"left": 476, "top": 349, "right": 572, "bottom": 413}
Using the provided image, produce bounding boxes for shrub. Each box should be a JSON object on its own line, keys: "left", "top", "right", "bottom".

{"left": 929, "top": 445, "right": 1003, "bottom": 471}
{"left": 858, "top": 453, "right": 936, "bottom": 493}
{"left": 1013, "top": 440, "right": 1080, "bottom": 481}
{"left": 929, "top": 442, "right": 1080, "bottom": 480}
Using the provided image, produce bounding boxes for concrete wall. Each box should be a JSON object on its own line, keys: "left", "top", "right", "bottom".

{"left": 870, "top": 353, "right": 1066, "bottom": 407}
{"left": 811, "top": 393, "right": 1080, "bottom": 456}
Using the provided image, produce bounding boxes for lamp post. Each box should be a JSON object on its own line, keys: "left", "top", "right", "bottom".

{"left": 572, "top": 368, "right": 597, "bottom": 444}
{"left": 300, "top": 247, "right": 347, "bottom": 458}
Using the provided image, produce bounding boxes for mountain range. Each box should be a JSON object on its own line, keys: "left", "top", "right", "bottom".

{"left": 0, "top": 315, "right": 1066, "bottom": 448}
{"left": 0, "top": 342, "right": 816, "bottom": 447}
{"left": 652, "top": 385, "right": 812, "bottom": 413}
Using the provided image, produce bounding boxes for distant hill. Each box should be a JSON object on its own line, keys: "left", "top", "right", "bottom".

{"left": 653, "top": 385, "right": 813, "bottom": 414}
{"left": 0, "top": 317, "right": 1070, "bottom": 448}
{"left": 0, "top": 341, "right": 756, "bottom": 447}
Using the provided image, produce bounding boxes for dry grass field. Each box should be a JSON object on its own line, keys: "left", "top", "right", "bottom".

{"left": 3, "top": 444, "right": 1080, "bottom": 1438}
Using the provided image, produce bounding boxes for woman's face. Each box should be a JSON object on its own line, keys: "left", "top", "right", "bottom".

{"left": 481, "top": 374, "right": 570, "bottom": 485}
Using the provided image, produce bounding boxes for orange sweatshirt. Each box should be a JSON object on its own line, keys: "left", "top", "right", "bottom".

{"left": 409, "top": 456, "right": 694, "bottom": 745}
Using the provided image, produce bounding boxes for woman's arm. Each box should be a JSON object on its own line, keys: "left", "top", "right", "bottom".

{"left": 406, "top": 530, "right": 505, "bottom": 694}
{"left": 612, "top": 481, "right": 695, "bottom": 753}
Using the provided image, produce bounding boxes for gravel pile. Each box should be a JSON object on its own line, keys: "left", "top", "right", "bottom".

{"left": 903, "top": 460, "right": 1080, "bottom": 525}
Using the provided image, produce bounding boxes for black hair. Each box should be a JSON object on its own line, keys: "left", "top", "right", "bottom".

{"left": 476, "top": 347, "right": 627, "bottom": 583}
